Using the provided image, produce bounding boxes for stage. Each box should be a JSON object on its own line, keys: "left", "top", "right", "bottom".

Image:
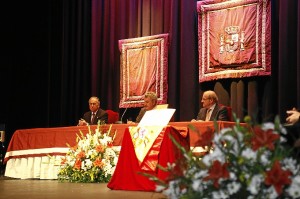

{"left": 0, "top": 177, "right": 164, "bottom": 199}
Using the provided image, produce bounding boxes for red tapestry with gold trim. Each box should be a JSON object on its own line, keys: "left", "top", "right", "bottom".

{"left": 119, "top": 34, "right": 169, "bottom": 108}
{"left": 197, "top": 0, "right": 271, "bottom": 82}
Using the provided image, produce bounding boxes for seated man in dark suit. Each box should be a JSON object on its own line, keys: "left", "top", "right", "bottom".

{"left": 191, "top": 90, "right": 229, "bottom": 122}
{"left": 78, "top": 96, "right": 108, "bottom": 126}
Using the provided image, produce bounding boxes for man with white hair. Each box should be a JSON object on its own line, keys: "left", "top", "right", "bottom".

{"left": 135, "top": 91, "right": 158, "bottom": 123}
{"left": 78, "top": 96, "right": 108, "bottom": 125}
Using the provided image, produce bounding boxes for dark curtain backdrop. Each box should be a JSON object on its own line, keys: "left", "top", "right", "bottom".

{"left": 0, "top": 0, "right": 299, "bottom": 145}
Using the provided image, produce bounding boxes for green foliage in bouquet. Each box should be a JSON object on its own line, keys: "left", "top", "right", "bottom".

{"left": 57, "top": 124, "right": 118, "bottom": 183}
{"left": 152, "top": 116, "right": 300, "bottom": 199}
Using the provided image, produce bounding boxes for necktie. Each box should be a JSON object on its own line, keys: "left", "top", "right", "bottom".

{"left": 205, "top": 109, "right": 211, "bottom": 121}
{"left": 91, "top": 113, "right": 95, "bottom": 124}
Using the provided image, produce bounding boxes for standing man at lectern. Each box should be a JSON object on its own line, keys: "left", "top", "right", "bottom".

{"left": 191, "top": 90, "right": 229, "bottom": 122}
{"left": 78, "top": 96, "right": 108, "bottom": 126}
{"left": 131, "top": 91, "right": 158, "bottom": 123}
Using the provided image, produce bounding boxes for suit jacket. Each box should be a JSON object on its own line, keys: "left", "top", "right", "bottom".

{"left": 135, "top": 108, "right": 146, "bottom": 123}
{"left": 196, "top": 104, "right": 229, "bottom": 121}
{"left": 82, "top": 108, "right": 108, "bottom": 125}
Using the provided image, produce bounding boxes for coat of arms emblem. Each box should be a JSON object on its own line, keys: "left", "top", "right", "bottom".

{"left": 220, "top": 26, "right": 245, "bottom": 54}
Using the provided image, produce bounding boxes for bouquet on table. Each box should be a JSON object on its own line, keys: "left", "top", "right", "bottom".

{"left": 152, "top": 116, "right": 300, "bottom": 199}
{"left": 57, "top": 124, "right": 119, "bottom": 183}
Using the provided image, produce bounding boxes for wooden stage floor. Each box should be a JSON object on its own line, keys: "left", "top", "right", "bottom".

{"left": 0, "top": 176, "right": 165, "bottom": 199}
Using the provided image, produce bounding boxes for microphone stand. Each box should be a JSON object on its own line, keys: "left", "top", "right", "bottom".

{"left": 115, "top": 108, "right": 128, "bottom": 124}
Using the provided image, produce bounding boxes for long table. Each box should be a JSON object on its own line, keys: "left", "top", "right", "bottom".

{"left": 4, "top": 121, "right": 239, "bottom": 179}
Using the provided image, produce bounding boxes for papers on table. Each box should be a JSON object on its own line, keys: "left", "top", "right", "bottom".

{"left": 138, "top": 108, "right": 175, "bottom": 127}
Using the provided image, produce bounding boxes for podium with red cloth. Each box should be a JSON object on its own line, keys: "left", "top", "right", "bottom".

{"left": 107, "top": 125, "right": 189, "bottom": 191}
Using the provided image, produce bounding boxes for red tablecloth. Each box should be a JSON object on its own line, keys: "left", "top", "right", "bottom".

{"left": 107, "top": 126, "right": 190, "bottom": 191}
{"left": 4, "top": 121, "right": 240, "bottom": 162}
{"left": 4, "top": 124, "right": 132, "bottom": 162}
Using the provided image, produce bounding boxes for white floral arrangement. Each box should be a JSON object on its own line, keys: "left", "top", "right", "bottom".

{"left": 152, "top": 116, "right": 300, "bottom": 199}
{"left": 58, "top": 124, "right": 118, "bottom": 183}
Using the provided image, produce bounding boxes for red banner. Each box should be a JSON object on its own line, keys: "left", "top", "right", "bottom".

{"left": 197, "top": 0, "right": 271, "bottom": 82}
{"left": 119, "top": 34, "right": 169, "bottom": 108}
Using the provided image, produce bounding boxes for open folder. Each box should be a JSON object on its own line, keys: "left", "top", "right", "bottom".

{"left": 131, "top": 108, "right": 176, "bottom": 165}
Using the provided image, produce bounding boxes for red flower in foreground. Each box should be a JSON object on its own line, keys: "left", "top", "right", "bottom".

{"left": 203, "top": 160, "right": 230, "bottom": 188}
{"left": 74, "top": 159, "right": 82, "bottom": 170}
{"left": 265, "top": 160, "right": 292, "bottom": 195}
{"left": 251, "top": 126, "right": 280, "bottom": 151}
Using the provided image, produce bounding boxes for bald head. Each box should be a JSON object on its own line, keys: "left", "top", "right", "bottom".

{"left": 203, "top": 90, "right": 218, "bottom": 103}
{"left": 201, "top": 90, "right": 218, "bottom": 109}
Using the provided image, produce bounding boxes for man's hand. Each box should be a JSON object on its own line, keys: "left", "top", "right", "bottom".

{"left": 286, "top": 108, "right": 300, "bottom": 125}
{"left": 191, "top": 119, "right": 203, "bottom": 122}
{"left": 78, "top": 119, "right": 88, "bottom": 126}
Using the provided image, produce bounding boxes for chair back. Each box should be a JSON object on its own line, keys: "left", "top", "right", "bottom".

{"left": 219, "top": 104, "right": 233, "bottom": 121}
{"left": 106, "top": 110, "right": 119, "bottom": 124}
{"left": 226, "top": 106, "right": 233, "bottom": 121}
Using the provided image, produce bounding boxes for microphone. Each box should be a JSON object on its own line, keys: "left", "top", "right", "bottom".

{"left": 115, "top": 108, "right": 128, "bottom": 124}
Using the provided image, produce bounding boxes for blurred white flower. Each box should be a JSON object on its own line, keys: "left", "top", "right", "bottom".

{"left": 153, "top": 117, "right": 300, "bottom": 199}
{"left": 247, "top": 174, "right": 263, "bottom": 195}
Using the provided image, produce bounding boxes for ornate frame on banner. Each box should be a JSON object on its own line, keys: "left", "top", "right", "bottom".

{"left": 119, "top": 34, "right": 169, "bottom": 108}
{"left": 197, "top": 0, "right": 271, "bottom": 82}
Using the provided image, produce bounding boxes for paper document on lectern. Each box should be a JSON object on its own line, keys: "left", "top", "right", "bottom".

{"left": 138, "top": 108, "right": 175, "bottom": 127}
{"left": 129, "top": 108, "right": 175, "bottom": 167}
